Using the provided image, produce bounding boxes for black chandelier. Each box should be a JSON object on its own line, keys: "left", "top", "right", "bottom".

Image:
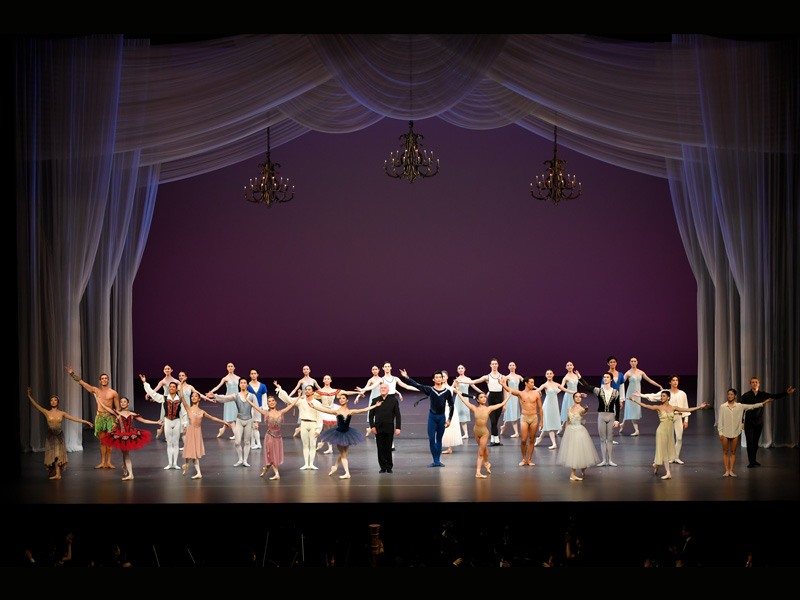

{"left": 384, "top": 120, "right": 440, "bottom": 183}
{"left": 244, "top": 127, "right": 295, "bottom": 207}
{"left": 530, "top": 125, "right": 581, "bottom": 206}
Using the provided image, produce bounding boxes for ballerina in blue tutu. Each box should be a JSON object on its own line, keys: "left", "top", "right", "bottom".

{"left": 310, "top": 393, "right": 383, "bottom": 479}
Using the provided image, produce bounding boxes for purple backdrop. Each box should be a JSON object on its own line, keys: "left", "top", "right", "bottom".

{"left": 133, "top": 118, "right": 697, "bottom": 379}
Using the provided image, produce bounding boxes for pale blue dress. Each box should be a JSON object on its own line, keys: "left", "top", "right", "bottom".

{"left": 503, "top": 378, "right": 520, "bottom": 422}
{"left": 560, "top": 378, "right": 578, "bottom": 422}
{"left": 624, "top": 374, "right": 642, "bottom": 420}
{"left": 456, "top": 382, "right": 471, "bottom": 422}
{"left": 542, "top": 386, "right": 561, "bottom": 431}
{"left": 223, "top": 379, "right": 238, "bottom": 422}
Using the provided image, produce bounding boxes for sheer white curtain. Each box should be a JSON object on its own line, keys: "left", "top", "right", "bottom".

{"left": 17, "top": 34, "right": 798, "bottom": 453}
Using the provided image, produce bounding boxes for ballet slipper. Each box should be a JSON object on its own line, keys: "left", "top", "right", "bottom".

{"left": 661, "top": 474, "right": 672, "bottom": 480}
{"left": 269, "top": 474, "right": 280, "bottom": 480}
{"left": 729, "top": 472, "right": 737, "bottom": 477}
{"left": 191, "top": 474, "right": 202, "bottom": 480}
{"left": 329, "top": 465, "right": 338, "bottom": 476}
{"left": 260, "top": 467, "right": 268, "bottom": 477}
{"left": 324, "top": 447, "right": 333, "bottom": 454}
{"left": 121, "top": 475, "right": 134, "bottom": 481}
{"left": 339, "top": 473, "right": 351, "bottom": 479}
{"left": 442, "top": 448, "right": 453, "bottom": 454}
{"left": 570, "top": 475, "right": 583, "bottom": 481}
{"left": 549, "top": 444, "right": 558, "bottom": 450}
{"left": 476, "top": 472, "right": 488, "bottom": 479}
{"left": 519, "top": 460, "right": 527, "bottom": 466}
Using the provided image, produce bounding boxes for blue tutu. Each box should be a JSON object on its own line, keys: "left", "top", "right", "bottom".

{"left": 318, "top": 414, "right": 364, "bottom": 447}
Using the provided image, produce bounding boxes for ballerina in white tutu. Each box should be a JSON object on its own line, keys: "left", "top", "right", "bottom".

{"left": 557, "top": 393, "right": 599, "bottom": 481}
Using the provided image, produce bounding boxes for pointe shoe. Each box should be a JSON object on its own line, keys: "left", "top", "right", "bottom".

{"left": 323, "top": 447, "right": 333, "bottom": 454}
{"left": 476, "top": 473, "right": 488, "bottom": 478}
{"left": 549, "top": 444, "right": 558, "bottom": 450}
{"left": 729, "top": 472, "right": 737, "bottom": 477}
{"left": 316, "top": 442, "right": 324, "bottom": 451}
{"left": 293, "top": 427, "right": 301, "bottom": 438}
{"left": 191, "top": 474, "right": 202, "bottom": 480}
{"left": 269, "top": 474, "right": 280, "bottom": 480}
{"left": 597, "top": 461, "right": 608, "bottom": 467}
{"left": 233, "top": 460, "right": 243, "bottom": 467}
{"left": 122, "top": 475, "right": 134, "bottom": 481}
{"left": 329, "top": 466, "right": 338, "bottom": 476}
{"left": 510, "top": 433, "right": 519, "bottom": 438}
{"left": 217, "top": 426, "right": 226, "bottom": 438}
{"left": 365, "top": 427, "right": 371, "bottom": 437}
{"left": 182, "top": 463, "right": 188, "bottom": 476}
{"left": 630, "top": 432, "right": 639, "bottom": 437}
{"left": 261, "top": 468, "right": 268, "bottom": 478}
{"left": 164, "top": 465, "right": 172, "bottom": 470}
{"left": 442, "top": 448, "right": 453, "bottom": 454}
{"left": 339, "top": 473, "right": 351, "bottom": 479}
{"left": 519, "top": 460, "right": 527, "bottom": 466}
{"left": 661, "top": 474, "right": 672, "bottom": 480}
{"left": 485, "top": 462, "right": 491, "bottom": 474}
{"left": 309, "top": 464, "right": 319, "bottom": 470}
{"left": 674, "top": 458, "right": 685, "bottom": 465}
{"left": 570, "top": 475, "right": 583, "bottom": 481}
{"left": 607, "top": 461, "right": 618, "bottom": 467}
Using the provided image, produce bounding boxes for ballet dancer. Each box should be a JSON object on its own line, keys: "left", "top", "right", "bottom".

{"left": 178, "top": 383, "right": 232, "bottom": 479}
{"left": 620, "top": 357, "right": 661, "bottom": 436}
{"left": 717, "top": 388, "right": 773, "bottom": 477}
{"left": 440, "top": 371, "right": 463, "bottom": 455}
{"left": 576, "top": 369, "right": 621, "bottom": 466}
{"left": 500, "top": 376, "right": 543, "bottom": 466}
{"left": 356, "top": 365, "right": 382, "bottom": 436}
{"left": 309, "top": 393, "right": 383, "bottom": 479}
{"left": 457, "top": 359, "right": 506, "bottom": 446}
{"left": 290, "top": 385, "right": 324, "bottom": 470}
{"left": 243, "top": 382, "right": 298, "bottom": 480}
{"left": 101, "top": 396, "right": 161, "bottom": 481}
{"left": 140, "top": 374, "right": 187, "bottom": 470}
{"left": 208, "top": 378, "right": 258, "bottom": 467}
{"left": 630, "top": 391, "right": 708, "bottom": 479}
{"left": 357, "top": 362, "right": 413, "bottom": 450}
{"left": 247, "top": 369, "right": 268, "bottom": 450}
{"left": 500, "top": 362, "right": 523, "bottom": 438}
{"left": 314, "top": 375, "right": 362, "bottom": 454}
{"left": 288, "top": 365, "right": 321, "bottom": 437}
{"left": 452, "top": 365, "right": 483, "bottom": 439}
{"left": 557, "top": 392, "right": 599, "bottom": 481}
{"left": 606, "top": 356, "right": 626, "bottom": 445}
{"left": 454, "top": 387, "right": 508, "bottom": 478}
{"left": 534, "top": 370, "right": 574, "bottom": 450}
{"left": 26, "top": 387, "right": 93, "bottom": 479}
{"left": 740, "top": 377, "right": 795, "bottom": 468}
{"left": 558, "top": 361, "right": 579, "bottom": 434}
{"left": 663, "top": 375, "right": 691, "bottom": 465}
{"left": 146, "top": 364, "right": 178, "bottom": 440}
{"left": 399, "top": 369, "right": 456, "bottom": 467}
{"left": 207, "top": 362, "right": 240, "bottom": 439}
{"left": 65, "top": 366, "right": 119, "bottom": 469}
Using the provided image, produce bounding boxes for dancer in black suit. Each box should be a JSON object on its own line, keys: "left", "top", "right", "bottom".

{"left": 369, "top": 383, "right": 401, "bottom": 473}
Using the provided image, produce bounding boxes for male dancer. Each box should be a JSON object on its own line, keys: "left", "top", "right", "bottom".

{"left": 740, "top": 377, "right": 795, "bottom": 468}
{"left": 369, "top": 383, "right": 401, "bottom": 473}
{"left": 458, "top": 359, "right": 506, "bottom": 446}
{"left": 288, "top": 385, "right": 323, "bottom": 470}
{"left": 140, "top": 375, "right": 187, "bottom": 470}
{"left": 209, "top": 379, "right": 258, "bottom": 467}
{"left": 575, "top": 369, "right": 620, "bottom": 466}
{"left": 400, "top": 369, "right": 455, "bottom": 467}
{"left": 500, "top": 376, "right": 543, "bottom": 466}
{"left": 66, "top": 366, "right": 119, "bottom": 469}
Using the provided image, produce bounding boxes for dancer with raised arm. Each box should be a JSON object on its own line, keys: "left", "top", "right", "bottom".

{"left": 500, "top": 376, "right": 543, "bottom": 466}
{"left": 309, "top": 393, "right": 383, "bottom": 479}
{"left": 314, "top": 375, "right": 362, "bottom": 454}
{"left": 207, "top": 362, "right": 240, "bottom": 439}
{"left": 140, "top": 374, "right": 187, "bottom": 470}
{"left": 65, "top": 366, "right": 119, "bottom": 469}
{"left": 457, "top": 359, "right": 506, "bottom": 446}
{"left": 534, "top": 370, "right": 574, "bottom": 450}
{"left": 440, "top": 371, "right": 463, "bottom": 455}
{"left": 452, "top": 365, "right": 483, "bottom": 439}
{"left": 288, "top": 365, "right": 321, "bottom": 437}
{"left": 356, "top": 365, "right": 382, "bottom": 436}
{"left": 357, "top": 362, "right": 413, "bottom": 450}
{"left": 247, "top": 369, "right": 268, "bottom": 450}
{"left": 500, "top": 362, "right": 522, "bottom": 438}
{"left": 399, "top": 369, "right": 456, "bottom": 467}
{"left": 288, "top": 385, "right": 324, "bottom": 470}
{"left": 146, "top": 365, "right": 178, "bottom": 440}
{"left": 620, "top": 357, "right": 661, "bottom": 436}
{"left": 576, "top": 369, "right": 620, "bottom": 466}
{"left": 454, "top": 387, "right": 508, "bottom": 478}
{"left": 208, "top": 378, "right": 258, "bottom": 467}
{"left": 100, "top": 396, "right": 161, "bottom": 481}
{"left": 557, "top": 392, "right": 599, "bottom": 481}
{"left": 740, "top": 377, "right": 795, "bottom": 468}
{"left": 178, "top": 383, "right": 231, "bottom": 479}
{"left": 630, "top": 391, "right": 709, "bottom": 479}
{"left": 26, "top": 387, "right": 93, "bottom": 479}
{"left": 717, "top": 388, "right": 774, "bottom": 477}
{"left": 662, "top": 375, "right": 692, "bottom": 464}
{"left": 244, "top": 382, "right": 297, "bottom": 480}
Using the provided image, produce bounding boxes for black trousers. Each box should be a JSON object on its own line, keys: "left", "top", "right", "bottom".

{"left": 376, "top": 430, "right": 394, "bottom": 470}
{"left": 744, "top": 418, "right": 763, "bottom": 465}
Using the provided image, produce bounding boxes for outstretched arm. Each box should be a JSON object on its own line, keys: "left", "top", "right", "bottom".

{"left": 65, "top": 366, "right": 99, "bottom": 395}
{"left": 454, "top": 388, "right": 478, "bottom": 414}
{"left": 26, "top": 387, "right": 48, "bottom": 417}
{"left": 350, "top": 401, "right": 383, "bottom": 416}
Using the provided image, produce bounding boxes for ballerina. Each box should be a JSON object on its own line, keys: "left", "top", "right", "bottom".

{"left": 620, "top": 357, "right": 661, "bottom": 436}
{"left": 630, "top": 391, "right": 709, "bottom": 479}
{"left": 716, "top": 388, "right": 773, "bottom": 477}
{"left": 244, "top": 382, "right": 298, "bottom": 480}
{"left": 499, "top": 362, "right": 522, "bottom": 438}
{"left": 457, "top": 359, "right": 506, "bottom": 446}
{"left": 26, "top": 387, "right": 93, "bottom": 479}
{"left": 288, "top": 365, "right": 321, "bottom": 437}
{"left": 101, "top": 396, "right": 161, "bottom": 481}
{"left": 534, "top": 370, "right": 574, "bottom": 450}
{"left": 178, "top": 383, "right": 232, "bottom": 479}
{"left": 314, "top": 375, "right": 362, "bottom": 454}
{"left": 452, "top": 365, "right": 483, "bottom": 439}
{"left": 558, "top": 361, "right": 579, "bottom": 434}
{"left": 454, "top": 388, "right": 508, "bottom": 478}
{"left": 309, "top": 393, "right": 382, "bottom": 479}
{"left": 557, "top": 393, "right": 599, "bottom": 481}
{"left": 207, "top": 362, "right": 240, "bottom": 439}
{"left": 440, "top": 370, "right": 463, "bottom": 455}
{"left": 247, "top": 369, "right": 268, "bottom": 450}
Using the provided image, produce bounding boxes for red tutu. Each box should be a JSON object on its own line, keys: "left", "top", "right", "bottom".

{"left": 101, "top": 415, "right": 152, "bottom": 451}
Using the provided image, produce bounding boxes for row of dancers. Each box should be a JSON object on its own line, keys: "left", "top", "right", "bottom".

{"left": 26, "top": 360, "right": 794, "bottom": 481}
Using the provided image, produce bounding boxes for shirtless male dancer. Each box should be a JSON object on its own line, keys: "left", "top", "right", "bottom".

{"left": 66, "top": 366, "right": 120, "bottom": 469}
{"left": 501, "top": 376, "right": 543, "bottom": 466}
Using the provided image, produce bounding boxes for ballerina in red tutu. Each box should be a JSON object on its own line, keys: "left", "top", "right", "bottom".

{"left": 100, "top": 395, "right": 161, "bottom": 481}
